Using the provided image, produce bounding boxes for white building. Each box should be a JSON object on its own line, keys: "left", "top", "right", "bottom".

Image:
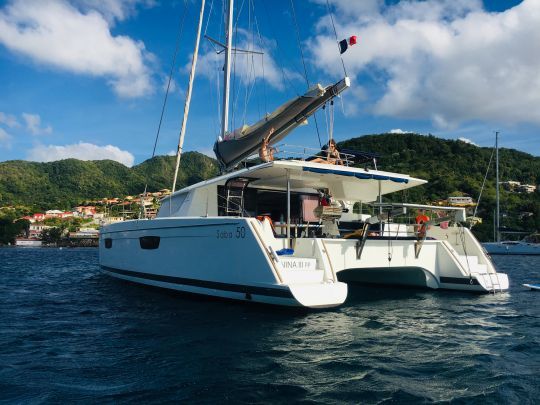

{"left": 447, "top": 196, "right": 474, "bottom": 205}
{"left": 517, "top": 184, "right": 536, "bottom": 193}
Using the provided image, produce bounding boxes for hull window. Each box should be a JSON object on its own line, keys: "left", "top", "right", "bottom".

{"left": 139, "top": 236, "right": 160, "bottom": 250}
{"left": 104, "top": 238, "right": 112, "bottom": 249}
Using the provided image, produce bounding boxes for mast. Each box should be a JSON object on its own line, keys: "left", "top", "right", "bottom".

{"left": 495, "top": 131, "right": 500, "bottom": 243}
{"left": 172, "top": 0, "right": 206, "bottom": 193}
{"left": 221, "top": 0, "right": 234, "bottom": 138}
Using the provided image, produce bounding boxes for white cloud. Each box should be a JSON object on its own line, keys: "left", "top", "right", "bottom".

{"left": 0, "top": 112, "right": 19, "bottom": 128}
{"left": 458, "top": 137, "right": 478, "bottom": 146}
{"left": 77, "top": 0, "right": 155, "bottom": 24}
{"left": 22, "top": 113, "right": 52, "bottom": 135}
{"left": 0, "top": 0, "right": 154, "bottom": 98}
{"left": 310, "top": 0, "right": 540, "bottom": 128}
{"left": 389, "top": 128, "right": 413, "bottom": 134}
{"left": 27, "top": 142, "right": 135, "bottom": 166}
{"left": 0, "top": 128, "right": 13, "bottom": 148}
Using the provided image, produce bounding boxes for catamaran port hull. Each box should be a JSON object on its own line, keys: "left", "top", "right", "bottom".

{"left": 99, "top": 217, "right": 347, "bottom": 308}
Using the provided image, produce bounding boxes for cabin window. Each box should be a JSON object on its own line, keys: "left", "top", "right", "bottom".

{"left": 104, "top": 238, "right": 112, "bottom": 248}
{"left": 139, "top": 236, "right": 160, "bottom": 250}
{"left": 157, "top": 193, "right": 188, "bottom": 218}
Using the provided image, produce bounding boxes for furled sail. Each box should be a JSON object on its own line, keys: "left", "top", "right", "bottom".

{"left": 214, "top": 77, "right": 350, "bottom": 170}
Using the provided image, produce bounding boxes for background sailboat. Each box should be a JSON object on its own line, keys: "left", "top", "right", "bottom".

{"left": 482, "top": 132, "right": 540, "bottom": 255}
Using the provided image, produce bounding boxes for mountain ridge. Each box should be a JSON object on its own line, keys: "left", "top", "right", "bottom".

{"left": 1, "top": 133, "right": 538, "bottom": 241}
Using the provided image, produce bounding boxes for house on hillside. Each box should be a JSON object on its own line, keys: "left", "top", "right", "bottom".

{"left": 45, "top": 209, "right": 64, "bottom": 218}
{"left": 517, "top": 184, "right": 536, "bottom": 193}
{"left": 21, "top": 215, "right": 35, "bottom": 223}
{"left": 29, "top": 224, "right": 52, "bottom": 238}
{"left": 447, "top": 196, "right": 475, "bottom": 207}
{"left": 500, "top": 181, "right": 521, "bottom": 191}
{"left": 74, "top": 206, "right": 96, "bottom": 217}
{"left": 33, "top": 213, "right": 45, "bottom": 222}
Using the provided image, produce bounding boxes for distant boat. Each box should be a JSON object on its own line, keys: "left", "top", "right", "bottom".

{"left": 523, "top": 283, "right": 540, "bottom": 290}
{"left": 482, "top": 132, "right": 539, "bottom": 255}
{"left": 484, "top": 233, "right": 540, "bottom": 255}
{"left": 15, "top": 238, "right": 42, "bottom": 247}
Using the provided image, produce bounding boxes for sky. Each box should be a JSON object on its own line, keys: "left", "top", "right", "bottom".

{"left": 0, "top": 0, "right": 538, "bottom": 168}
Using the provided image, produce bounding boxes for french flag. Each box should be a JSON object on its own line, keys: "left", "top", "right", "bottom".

{"left": 339, "top": 35, "right": 357, "bottom": 54}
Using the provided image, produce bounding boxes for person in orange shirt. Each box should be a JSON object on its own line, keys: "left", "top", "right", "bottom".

{"left": 415, "top": 210, "right": 430, "bottom": 238}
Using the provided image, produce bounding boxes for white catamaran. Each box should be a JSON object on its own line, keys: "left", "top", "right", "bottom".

{"left": 99, "top": 0, "right": 509, "bottom": 308}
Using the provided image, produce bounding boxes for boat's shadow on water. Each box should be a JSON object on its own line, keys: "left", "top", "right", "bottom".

{"left": 98, "top": 272, "right": 313, "bottom": 317}
{"left": 98, "top": 271, "right": 497, "bottom": 315}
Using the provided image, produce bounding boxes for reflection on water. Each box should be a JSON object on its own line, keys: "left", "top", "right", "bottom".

{"left": 0, "top": 248, "right": 538, "bottom": 403}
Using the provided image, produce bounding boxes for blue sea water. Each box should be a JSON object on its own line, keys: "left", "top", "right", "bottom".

{"left": 0, "top": 248, "right": 539, "bottom": 404}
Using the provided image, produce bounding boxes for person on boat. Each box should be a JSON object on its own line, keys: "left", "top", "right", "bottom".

{"left": 311, "top": 139, "right": 343, "bottom": 165}
{"left": 319, "top": 190, "right": 332, "bottom": 206}
{"left": 415, "top": 210, "right": 430, "bottom": 238}
{"left": 259, "top": 128, "right": 276, "bottom": 162}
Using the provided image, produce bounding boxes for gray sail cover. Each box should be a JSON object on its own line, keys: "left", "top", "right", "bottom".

{"left": 214, "top": 77, "right": 350, "bottom": 170}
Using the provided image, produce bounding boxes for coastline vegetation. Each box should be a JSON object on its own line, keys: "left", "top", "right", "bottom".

{"left": 0, "top": 134, "right": 538, "bottom": 243}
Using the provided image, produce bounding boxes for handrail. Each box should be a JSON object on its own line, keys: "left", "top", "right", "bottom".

{"left": 320, "top": 239, "right": 337, "bottom": 282}
{"left": 248, "top": 219, "right": 284, "bottom": 284}
{"left": 273, "top": 143, "right": 356, "bottom": 166}
{"left": 439, "top": 240, "right": 472, "bottom": 277}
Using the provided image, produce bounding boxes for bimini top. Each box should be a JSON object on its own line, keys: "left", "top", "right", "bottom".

{"left": 170, "top": 159, "right": 427, "bottom": 203}
{"left": 214, "top": 77, "right": 350, "bottom": 171}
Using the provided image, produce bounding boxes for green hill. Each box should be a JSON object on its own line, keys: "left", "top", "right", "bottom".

{"left": 339, "top": 133, "right": 539, "bottom": 241}
{"left": 0, "top": 152, "right": 219, "bottom": 210}
{"left": 0, "top": 134, "right": 538, "bottom": 241}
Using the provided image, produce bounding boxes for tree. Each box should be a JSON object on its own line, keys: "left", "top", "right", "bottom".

{"left": 41, "top": 227, "right": 63, "bottom": 245}
{"left": 0, "top": 216, "right": 30, "bottom": 245}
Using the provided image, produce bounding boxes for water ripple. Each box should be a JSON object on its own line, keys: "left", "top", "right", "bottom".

{"left": 0, "top": 248, "right": 539, "bottom": 403}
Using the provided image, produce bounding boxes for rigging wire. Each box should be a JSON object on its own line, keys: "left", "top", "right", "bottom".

{"left": 148, "top": 1, "right": 188, "bottom": 161}
{"left": 242, "top": 0, "right": 258, "bottom": 125}
{"left": 253, "top": 14, "right": 267, "bottom": 114}
{"left": 289, "top": 0, "right": 323, "bottom": 148}
{"left": 203, "top": 0, "right": 220, "bottom": 138}
{"left": 472, "top": 141, "right": 497, "bottom": 226}
{"left": 325, "top": 0, "right": 348, "bottom": 77}
{"left": 203, "top": 0, "right": 215, "bottom": 36}
{"left": 230, "top": 0, "right": 247, "bottom": 131}
{"left": 259, "top": 0, "right": 303, "bottom": 96}
{"left": 241, "top": 0, "right": 253, "bottom": 124}
{"left": 289, "top": 0, "right": 310, "bottom": 88}
{"left": 329, "top": 100, "right": 334, "bottom": 141}
{"left": 141, "top": 0, "right": 188, "bottom": 216}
